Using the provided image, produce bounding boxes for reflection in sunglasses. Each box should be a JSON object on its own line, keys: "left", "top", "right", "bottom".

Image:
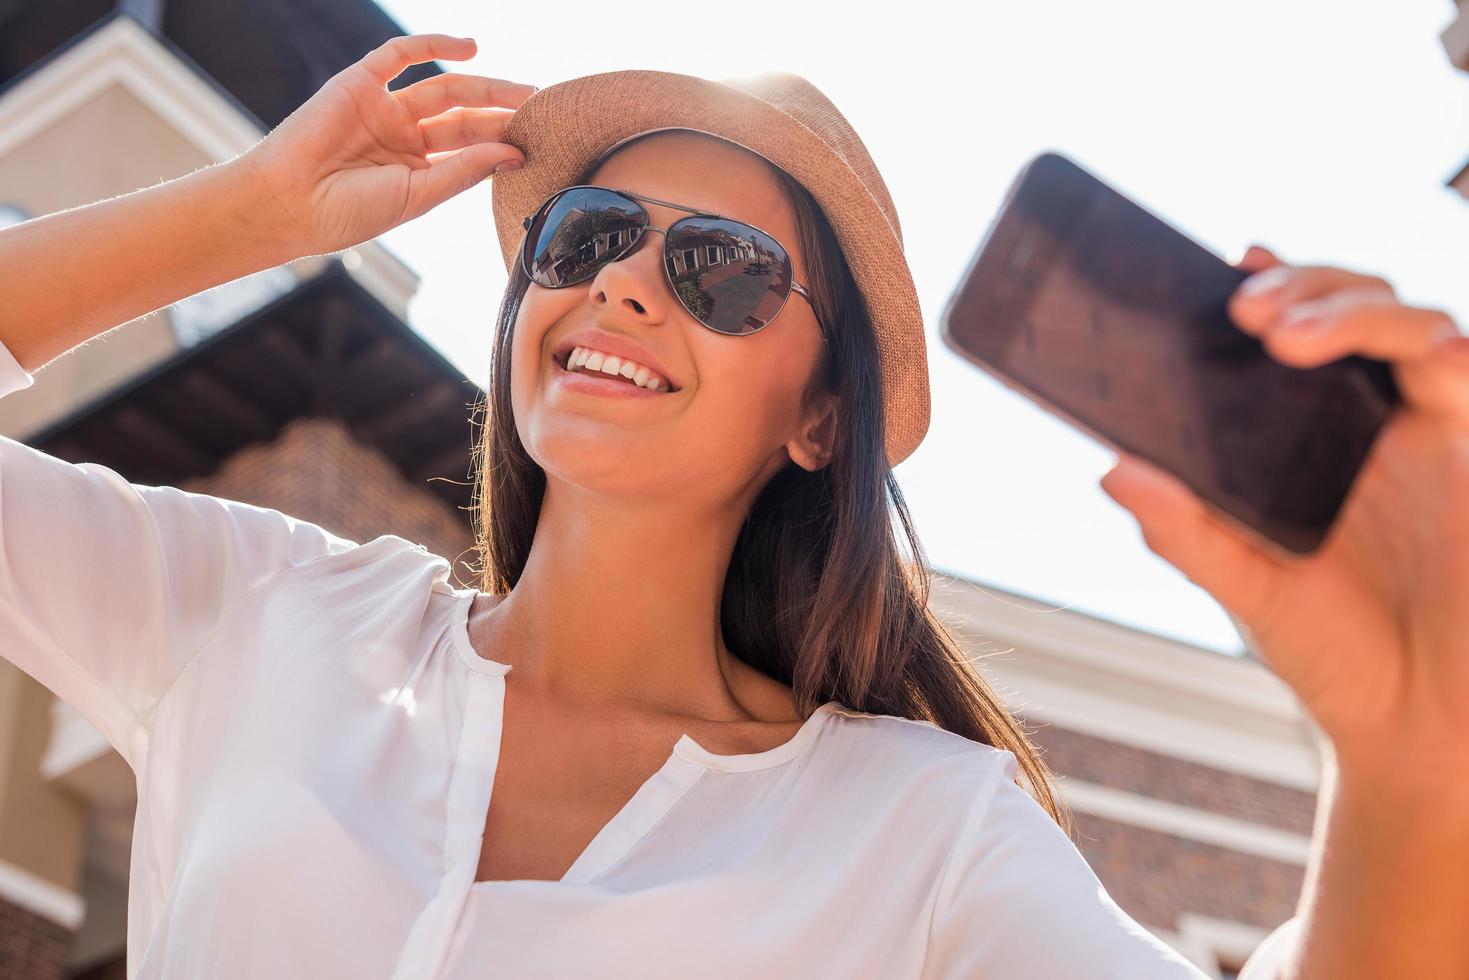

{"left": 523, "top": 186, "right": 802, "bottom": 336}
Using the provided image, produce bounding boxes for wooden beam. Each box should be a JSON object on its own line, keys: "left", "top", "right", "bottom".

{"left": 179, "top": 370, "right": 275, "bottom": 443}
{"left": 112, "top": 405, "right": 214, "bottom": 477}
{"left": 259, "top": 327, "right": 318, "bottom": 393}
{"left": 332, "top": 337, "right": 418, "bottom": 417}
{"left": 409, "top": 441, "right": 475, "bottom": 490}
{"left": 337, "top": 337, "right": 408, "bottom": 385}
{"left": 314, "top": 294, "right": 353, "bottom": 415}
{"left": 354, "top": 382, "right": 463, "bottom": 446}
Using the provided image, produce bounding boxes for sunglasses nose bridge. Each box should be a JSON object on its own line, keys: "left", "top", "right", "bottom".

{"left": 590, "top": 223, "right": 677, "bottom": 314}
{"left": 619, "top": 223, "right": 668, "bottom": 268}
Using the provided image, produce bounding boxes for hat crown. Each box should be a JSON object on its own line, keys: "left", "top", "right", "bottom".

{"left": 716, "top": 72, "right": 904, "bottom": 252}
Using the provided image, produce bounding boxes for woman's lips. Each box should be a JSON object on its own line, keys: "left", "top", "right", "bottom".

{"left": 551, "top": 354, "right": 673, "bottom": 399}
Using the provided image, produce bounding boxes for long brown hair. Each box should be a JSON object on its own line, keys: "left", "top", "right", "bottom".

{"left": 467, "top": 136, "right": 1074, "bottom": 836}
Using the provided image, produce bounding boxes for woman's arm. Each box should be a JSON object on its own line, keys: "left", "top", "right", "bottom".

{"left": 0, "top": 159, "right": 293, "bottom": 375}
{"left": 1100, "top": 244, "right": 1469, "bottom": 978}
{"left": 0, "top": 32, "right": 531, "bottom": 376}
{"left": 1286, "top": 739, "right": 1469, "bottom": 978}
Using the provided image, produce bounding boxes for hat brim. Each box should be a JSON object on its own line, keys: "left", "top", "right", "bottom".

{"left": 490, "top": 69, "right": 929, "bottom": 467}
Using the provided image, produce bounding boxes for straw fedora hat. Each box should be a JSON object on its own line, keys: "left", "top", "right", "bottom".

{"left": 488, "top": 69, "right": 930, "bottom": 468}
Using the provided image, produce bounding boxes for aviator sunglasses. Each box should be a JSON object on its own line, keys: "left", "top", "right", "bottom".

{"left": 519, "top": 185, "right": 822, "bottom": 338}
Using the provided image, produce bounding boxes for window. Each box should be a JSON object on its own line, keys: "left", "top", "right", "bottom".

{"left": 169, "top": 266, "right": 297, "bottom": 348}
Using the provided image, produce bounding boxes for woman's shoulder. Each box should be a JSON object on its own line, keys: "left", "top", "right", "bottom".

{"left": 257, "top": 530, "right": 470, "bottom": 638}
{"left": 824, "top": 702, "right": 1016, "bottom": 756}
{"left": 820, "top": 702, "right": 1019, "bottom": 795}
{"left": 272, "top": 529, "right": 457, "bottom": 590}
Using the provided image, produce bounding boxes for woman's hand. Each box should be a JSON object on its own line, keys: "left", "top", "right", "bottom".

{"left": 1098, "top": 245, "right": 1469, "bottom": 779}
{"left": 235, "top": 33, "right": 534, "bottom": 259}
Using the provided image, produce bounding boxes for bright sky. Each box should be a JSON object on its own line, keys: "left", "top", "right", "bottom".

{"left": 374, "top": 0, "right": 1469, "bottom": 655}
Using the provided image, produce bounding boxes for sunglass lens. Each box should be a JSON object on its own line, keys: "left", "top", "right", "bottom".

{"left": 664, "top": 218, "right": 794, "bottom": 335}
{"left": 524, "top": 188, "right": 646, "bottom": 287}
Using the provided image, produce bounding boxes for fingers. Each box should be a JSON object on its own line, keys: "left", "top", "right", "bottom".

{"left": 1234, "top": 243, "right": 1283, "bottom": 273}
{"left": 418, "top": 107, "right": 514, "bottom": 153}
{"left": 1099, "top": 452, "right": 1286, "bottom": 626}
{"left": 1229, "top": 263, "right": 1395, "bottom": 337}
{"left": 1260, "top": 290, "right": 1461, "bottom": 368}
{"left": 1223, "top": 253, "right": 1469, "bottom": 424}
{"left": 397, "top": 72, "right": 536, "bottom": 120}
{"left": 404, "top": 142, "right": 520, "bottom": 219}
{"left": 361, "top": 34, "right": 477, "bottom": 85}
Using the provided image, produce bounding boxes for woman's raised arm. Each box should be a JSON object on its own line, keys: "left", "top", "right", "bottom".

{"left": 1101, "top": 245, "right": 1469, "bottom": 977}
{"left": 0, "top": 33, "right": 532, "bottom": 376}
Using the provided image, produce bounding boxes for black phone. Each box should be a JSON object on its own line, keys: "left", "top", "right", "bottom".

{"left": 939, "top": 151, "right": 1402, "bottom": 558}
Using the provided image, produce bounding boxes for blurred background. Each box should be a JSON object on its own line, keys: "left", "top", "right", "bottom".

{"left": 0, "top": 1, "right": 1465, "bottom": 976}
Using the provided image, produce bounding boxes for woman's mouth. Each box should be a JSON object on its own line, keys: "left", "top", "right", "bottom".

{"left": 551, "top": 350, "right": 678, "bottom": 400}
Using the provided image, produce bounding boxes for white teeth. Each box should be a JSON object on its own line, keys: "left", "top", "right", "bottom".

{"left": 563, "top": 346, "right": 672, "bottom": 392}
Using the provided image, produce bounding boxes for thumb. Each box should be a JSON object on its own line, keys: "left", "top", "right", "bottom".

{"left": 1235, "top": 243, "right": 1284, "bottom": 273}
{"left": 404, "top": 143, "right": 521, "bottom": 219}
{"left": 1100, "top": 452, "right": 1283, "bottom": 623}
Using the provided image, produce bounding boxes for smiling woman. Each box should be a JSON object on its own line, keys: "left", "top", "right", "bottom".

{"left": 0, "top": 37, "right": 1232, "bottom": 977}
{"left": 10, "top": 28, "right": 1462, "bottom": 980}
{"left": 477, "top": 123, "right": 1071, "bottom": 817}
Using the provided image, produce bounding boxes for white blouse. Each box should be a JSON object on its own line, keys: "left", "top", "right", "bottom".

{"left": 0, "top": 338, "right": 1297, "bottom": 978}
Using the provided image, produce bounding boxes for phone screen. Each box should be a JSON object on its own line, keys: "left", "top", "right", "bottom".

{"left": 940, "top": 152, "right": 1401, "bottom": 556}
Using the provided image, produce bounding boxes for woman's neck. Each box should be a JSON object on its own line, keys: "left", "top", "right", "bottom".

{"left": 471, "top": 478, "right": 792, "bottom": 722}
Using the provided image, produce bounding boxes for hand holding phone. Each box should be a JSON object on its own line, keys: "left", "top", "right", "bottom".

{"left": 939, "top": 151, "right": 1402, "bottom": 558}
{"left": 938, "top": 148, "right": 1469, "bottom": 785}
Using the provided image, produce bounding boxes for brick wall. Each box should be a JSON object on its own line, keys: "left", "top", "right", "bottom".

{"left": 1031, "top": 724, "right": 1313, "bottom": 933}
{"left": 69, "top": 953, "right": 124, "bottom": 980}
{"left": 0, "top": 900, "right": 70, "bottom": 980}
{"left": 1031, "top": 725, "right": 1318, "bottom": 835}
{"left": 180, "top": 416, "right": 479, "bottom": 585}
{"left": 1073, "top": 813, "right": 1305, "bottom": 932}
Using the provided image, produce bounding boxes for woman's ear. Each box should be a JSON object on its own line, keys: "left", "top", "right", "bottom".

{"left": 787, "top": 392, "right": 840, "bottom": 471}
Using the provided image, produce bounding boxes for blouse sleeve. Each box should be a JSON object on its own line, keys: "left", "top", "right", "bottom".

{"left": 924, "top": 748, "right": 1212, "bottom": 979}
{"left": 1237, "top": 916, "right": 1302, "bottom": 979}
{"left": 0, "top": 339, "right": 361, "bottom": 768}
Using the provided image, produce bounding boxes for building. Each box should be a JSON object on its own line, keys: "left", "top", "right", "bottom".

{"left": 1442, "top": 1, "right": 1469, "bottom": 197}
{"left": 931, "top": 576, "right": 1317, "bottom": 976}
{"left": 0, "top": 2, "right": 1313, "bottom": 977}
{"left": 0, "top": 2, "right": 471, "bottom": 976}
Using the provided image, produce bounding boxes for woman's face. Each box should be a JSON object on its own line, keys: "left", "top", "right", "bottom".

{"left": 509, "top": 131, "right": 836, "bottom": 506}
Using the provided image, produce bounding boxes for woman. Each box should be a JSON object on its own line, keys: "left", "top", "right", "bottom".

{"left": 1, "top": 32, "right": 1465, "bottom": 979}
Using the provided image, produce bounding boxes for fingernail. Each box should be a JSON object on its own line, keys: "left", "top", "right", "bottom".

{"left": 1276, "top": 309, "right": 1323, "bottom": 334}
{"left": 493, "top": 159, "right": 524, "bottom": 174}
{"left": 1238, "top": 267, "right": 1289, "bottom": 298}
{"left": 1439, "top": 334, "right": 1469, "bottom": 360}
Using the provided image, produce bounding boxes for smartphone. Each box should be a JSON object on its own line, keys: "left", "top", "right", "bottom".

{"left": 939, "top": 151, "right": 1402, "bottom": 558}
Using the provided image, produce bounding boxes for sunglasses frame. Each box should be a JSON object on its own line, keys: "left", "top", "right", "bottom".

{"left": 519, "top": 184, "right": 824, "bottom": 340}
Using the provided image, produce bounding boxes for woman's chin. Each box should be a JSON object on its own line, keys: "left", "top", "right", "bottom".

{"left": 533, "top": 437, "right": 675, "bottom": 492}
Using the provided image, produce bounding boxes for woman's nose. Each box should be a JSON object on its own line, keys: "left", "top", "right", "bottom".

{"left": 589, "top": 226, "right": 672, "bottom": 320}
